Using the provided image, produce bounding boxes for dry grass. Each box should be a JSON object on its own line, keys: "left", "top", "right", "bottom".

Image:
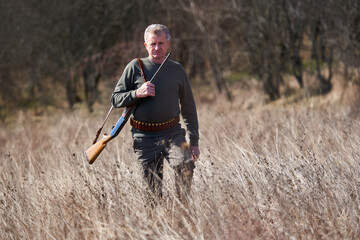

{"left": 0, "top": 80, "right": 359, "bottom": 239}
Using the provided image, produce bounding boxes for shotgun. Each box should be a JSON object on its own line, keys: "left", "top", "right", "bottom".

{"left": 84, "top": 53, "right": 171, "bottom": 164}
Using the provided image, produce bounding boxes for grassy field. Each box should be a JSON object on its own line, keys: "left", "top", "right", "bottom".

{"left": 0, "top": 79, "right": 359, "bottom": 239}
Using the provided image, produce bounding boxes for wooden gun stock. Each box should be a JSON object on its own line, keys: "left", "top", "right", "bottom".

{"left": 84, "top": 135, "right": 112, "bottom": 164}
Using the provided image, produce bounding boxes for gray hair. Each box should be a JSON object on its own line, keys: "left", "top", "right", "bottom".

{"left": 144, "top": 24, "right": 171, "bottom": 43}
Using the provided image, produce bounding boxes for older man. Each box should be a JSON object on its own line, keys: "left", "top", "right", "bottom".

{"left": 111, "top": 24, "right": 200, "bottom": 205}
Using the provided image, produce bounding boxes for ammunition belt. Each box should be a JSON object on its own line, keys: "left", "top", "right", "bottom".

{"left": 130, "top": 116, "right": 180, "bottom": 132}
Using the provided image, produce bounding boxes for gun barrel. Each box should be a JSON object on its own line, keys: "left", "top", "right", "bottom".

{"left": 149, "top": 53, "right": 171, "bottom": 83}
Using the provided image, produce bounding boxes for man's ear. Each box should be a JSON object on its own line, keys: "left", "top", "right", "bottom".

{"left": 144, "top": 42, "right": 147, "bottom": 48}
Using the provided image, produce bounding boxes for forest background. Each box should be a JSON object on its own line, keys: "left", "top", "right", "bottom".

{"left": 0, "top": 0, "right": 360, "bottom": 239}
{"left": 1, "top": 0, "right": 359, "bottom": 114}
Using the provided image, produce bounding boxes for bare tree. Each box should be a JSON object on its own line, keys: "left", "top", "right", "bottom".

{"left": 242, "top": 0, "right": 289, "bottom": 100}
{"left": 161, "top": 0, "right": 234, "bottom": 100}
{"left": 282, "top": 0, "right": 307, "bottom": 88}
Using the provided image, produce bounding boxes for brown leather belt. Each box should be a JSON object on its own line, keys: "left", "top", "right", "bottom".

{"left": 130, "top": 116, "right": 180, "bottom": 132}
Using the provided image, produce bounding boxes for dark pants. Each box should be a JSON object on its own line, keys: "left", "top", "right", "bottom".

{"left": 132, "top": 125, "right": 195, "bottom": 205}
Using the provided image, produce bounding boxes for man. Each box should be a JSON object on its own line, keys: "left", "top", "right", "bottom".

{"left": 111, "top": 24, "right": 200, "bottom": 205}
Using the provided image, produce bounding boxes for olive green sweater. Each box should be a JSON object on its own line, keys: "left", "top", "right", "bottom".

{"left": 111, "top": 57, "right": 199, "bottom": 146}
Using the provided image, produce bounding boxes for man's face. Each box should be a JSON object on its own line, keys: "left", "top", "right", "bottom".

{"left": 144, "top": 32, "right": 170, "bottom": 64}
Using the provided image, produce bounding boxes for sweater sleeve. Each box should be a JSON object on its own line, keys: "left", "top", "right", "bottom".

{"left": 111, "top": 60, "right": 139, "bottom": 108}
{"left": 179, "top": 66, "right": 199, "bottom": 146}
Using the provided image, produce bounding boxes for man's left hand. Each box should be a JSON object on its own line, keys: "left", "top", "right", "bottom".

{"left": 190, "top": 146, "right": 200, "bottom": 161}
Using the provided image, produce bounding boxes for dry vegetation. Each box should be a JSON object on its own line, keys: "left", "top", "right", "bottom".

{"left": 0, "top": 78, "right": 359, "bottom": 239}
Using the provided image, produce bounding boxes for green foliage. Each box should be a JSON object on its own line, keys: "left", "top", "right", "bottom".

{"left": 302, "top": 59, "right": 318, "bottom": 72}
{"left": 226, "top": 72, "right": 252, "bottom": 83}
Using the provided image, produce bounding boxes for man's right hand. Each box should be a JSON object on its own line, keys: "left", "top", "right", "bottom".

{"left": 190, "top": 146, "right": 200, "bottom": 161}
{"left": 135, "top": 82, "right": 155, "bottom": 98}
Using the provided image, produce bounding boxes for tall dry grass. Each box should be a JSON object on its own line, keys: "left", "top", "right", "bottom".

{"left": 0, "top": 86, "right": 359, "bottom": 239}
